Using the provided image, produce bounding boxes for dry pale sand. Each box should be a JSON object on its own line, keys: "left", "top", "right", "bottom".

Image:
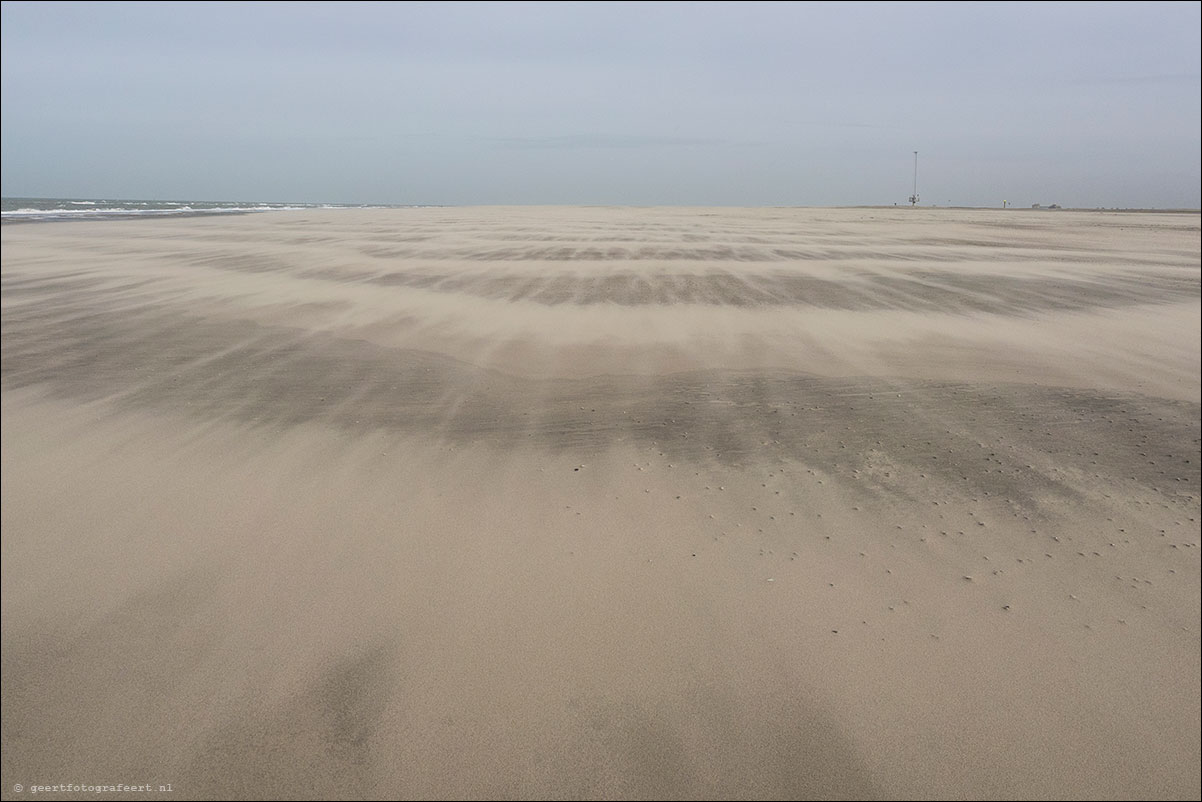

{"left": 1, "top": 206, "right": 1199, "bottom": 800}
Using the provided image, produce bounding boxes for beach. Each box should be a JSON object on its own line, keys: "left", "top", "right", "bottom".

{"left": 2, "top": 206, "right": 1199, "bottom": 800}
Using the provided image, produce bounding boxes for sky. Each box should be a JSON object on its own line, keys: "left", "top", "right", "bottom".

{"left": 1, "top": 1, "right": 1199, "bottom": 207}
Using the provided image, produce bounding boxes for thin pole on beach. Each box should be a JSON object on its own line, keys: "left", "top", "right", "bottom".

{"left": 909, "top": 151, "right": 919, "bottom": 206}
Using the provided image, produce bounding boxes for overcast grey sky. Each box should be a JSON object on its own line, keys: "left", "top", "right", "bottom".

{"left": 2, "top": 1, "right": 1199, "bottom": 207}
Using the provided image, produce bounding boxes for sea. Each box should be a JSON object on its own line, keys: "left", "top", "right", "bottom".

{"left": 1, "top": 197, "right": 388, "bottom": 223}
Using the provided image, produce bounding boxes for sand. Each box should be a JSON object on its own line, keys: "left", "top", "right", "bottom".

{"left": 1, "top": 206, "right": 1198, "bottom": 800}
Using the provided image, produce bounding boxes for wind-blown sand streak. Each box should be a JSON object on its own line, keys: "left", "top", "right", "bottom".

{"left": 2, "top": 207, "right": 1199, "bottom": 800}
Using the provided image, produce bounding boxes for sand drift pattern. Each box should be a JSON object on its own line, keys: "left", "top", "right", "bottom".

{"left": 2, "top": 206, "right": 1200, "bottom": 800}
{"left": 2, "top": 207, "right": 1198, "bottom": 505}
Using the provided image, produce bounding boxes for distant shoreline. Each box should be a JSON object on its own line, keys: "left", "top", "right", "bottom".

{"left": 3, "top": 201, "right": 1198, "bottom": 226}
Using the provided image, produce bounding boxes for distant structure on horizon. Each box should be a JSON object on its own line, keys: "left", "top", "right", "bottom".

{"left": 908, "top": 151, "right": 919, "bottom": 206}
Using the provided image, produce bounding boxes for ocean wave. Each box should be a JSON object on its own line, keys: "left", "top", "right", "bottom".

{"left": 0, "top": 198, "right": 409, "bottom": 223}
{"left": 1, "top": 203, "right": 346, "bottom": 221}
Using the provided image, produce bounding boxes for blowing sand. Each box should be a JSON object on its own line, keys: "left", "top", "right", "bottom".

{"left": 2, "top": 206, "right": 1199, "bottom": 800}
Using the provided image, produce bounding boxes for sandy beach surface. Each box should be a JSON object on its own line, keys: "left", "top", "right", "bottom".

{"left": 2, "top": 206, "right": 1199, "bottom": 800}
